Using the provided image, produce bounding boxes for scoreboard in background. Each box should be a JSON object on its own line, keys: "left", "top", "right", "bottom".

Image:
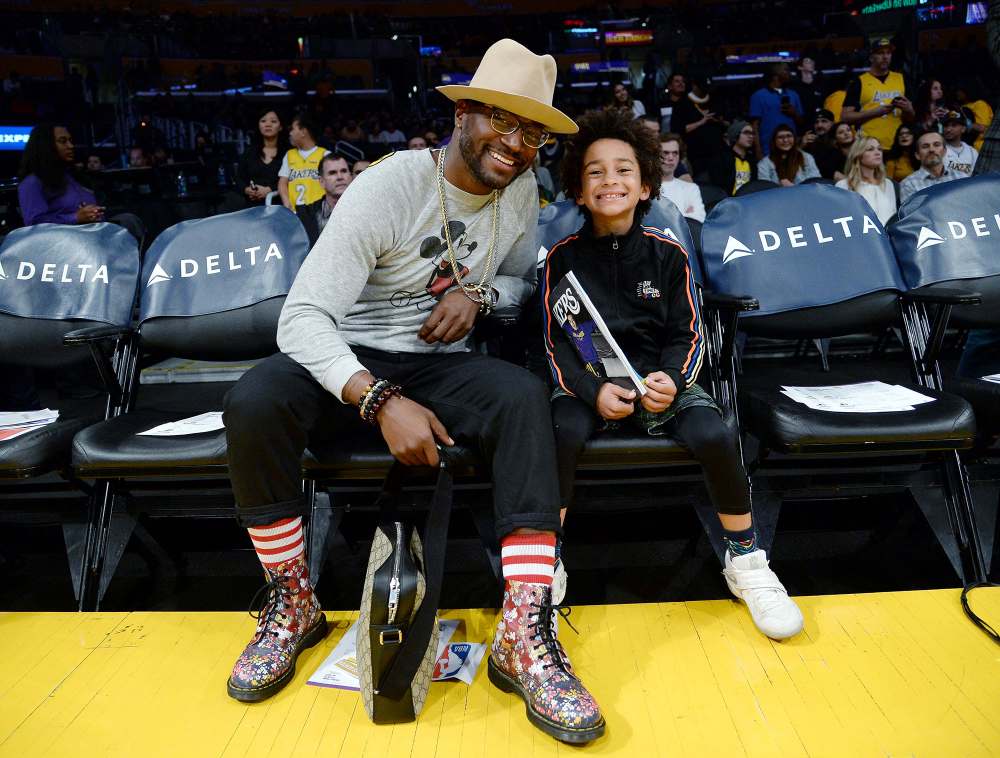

{"left": 604, "top": 29, "right": 654, "bottom": 46}
{"left": 0, "top": 126, "right": 31, "bottom": 151}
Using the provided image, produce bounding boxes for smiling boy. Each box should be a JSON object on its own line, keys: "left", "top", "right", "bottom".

{"left": 542, "top": 109, "right": 803, "bottom": 641}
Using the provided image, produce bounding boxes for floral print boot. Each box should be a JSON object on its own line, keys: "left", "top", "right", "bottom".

{"left": 227, "top": 555, "right": 328, "bottom": 702}
{"left": 488, "top": 580, "right": 605, "bottom": 743}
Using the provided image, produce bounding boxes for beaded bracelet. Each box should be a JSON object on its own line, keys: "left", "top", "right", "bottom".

{"left": 358, "top": 379, "right": 390, "bottom": 421}
{"left": 358, "top": 379, "right": 402, "bottom": 424}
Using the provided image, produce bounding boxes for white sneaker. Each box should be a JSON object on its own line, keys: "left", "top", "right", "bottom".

{"left": 723, "top": 549, "right": 803, "bottom": 640}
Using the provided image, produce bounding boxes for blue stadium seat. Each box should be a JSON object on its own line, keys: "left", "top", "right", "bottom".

{"left": 69, "top": 206, "right": 310, "bottom": 608}
{"left": 703, "top": 183, "right": 986, "bottom": 583}
{"left": 0, "top": 222, "right": 140, "bottom": 603}
{"left": 888, "top": 174, "right": 1000, "bottom": 574}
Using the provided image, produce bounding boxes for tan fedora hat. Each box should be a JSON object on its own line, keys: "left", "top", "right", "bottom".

{"left": 436, "top": 39, "right": 578, "bottom": 135}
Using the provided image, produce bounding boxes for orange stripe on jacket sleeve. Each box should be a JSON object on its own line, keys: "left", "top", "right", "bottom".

{"left": 642, "top": 229, "right": 704, "bottom": 383}
{"left": 541, "top": 234, "right": 579, "bottom": 395}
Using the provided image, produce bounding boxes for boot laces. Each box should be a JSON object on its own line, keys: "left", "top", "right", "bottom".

{"left": 527, "top": 598, "right": 578, "bottom": 674}
{"left": 248, "top": 574, "right": 295, "bottom": 642}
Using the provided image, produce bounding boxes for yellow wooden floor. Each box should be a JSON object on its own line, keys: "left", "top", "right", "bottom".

{"left": 1, "top": 589, "right": 998, "bottom": 757}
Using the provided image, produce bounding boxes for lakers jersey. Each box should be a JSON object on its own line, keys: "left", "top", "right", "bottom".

{"left": 286, "top": 147, "right": 329, "bottom": 207}
{"left": 858, "top": 71, "right": 905, "bottom": 149}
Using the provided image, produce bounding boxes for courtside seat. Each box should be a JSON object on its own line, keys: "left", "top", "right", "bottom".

{"left": 743, "top": 385, "right": 974, "bottom": 455}
{"left": 703, "top": 184, "right": 986, "bottom": 584}
{"left": 303, "top": 421, "right": 708, "bottom": 481}
{"left": 69, "top": 206, "right": 310, "bottom": 609}
{"left": 887, "top": 175, "right": 1000, "bottom": 574}
{"left": 72, "top": 409, "right": 229, "bottom": 477}
{"left": 0, "top": 417, "right": 99, "bottom": 479}
{"left": 944, "top": 376, "right": 1000, "bottom": 434}
{"left": 0, "top": 222, "right": 139, "bottom": 605}
{"left": 0, "top": 223, "right": 140, "bottom": 481}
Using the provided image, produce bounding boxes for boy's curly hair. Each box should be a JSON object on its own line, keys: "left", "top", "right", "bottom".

{"left": 560, "top": 108, "right": 663, "bottom": 221}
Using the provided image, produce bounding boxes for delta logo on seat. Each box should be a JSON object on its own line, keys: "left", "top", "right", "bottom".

{"left": 912, "top": 214, "right": 1000, "bottom": 252}
{"left": 0, "top": 258, "right": 110, "bottom": 284}
{"left": 720, "top": 214, "right": 883, "bottom": 265}
{"left": 144, "top": 241, "right": 285, "bottom": 288}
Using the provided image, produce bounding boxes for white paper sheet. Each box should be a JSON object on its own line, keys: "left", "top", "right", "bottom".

{"left": 780, "top": 382, "right": 934, "bottom": 413}
{"left": 308, "top": 619, "right": 471, "bottom": 690}
{"left": 136, "top": 412, "right": 225, "bottom": 436}
{"left": 0, "top": 409, "right": 59, "bottom": 429}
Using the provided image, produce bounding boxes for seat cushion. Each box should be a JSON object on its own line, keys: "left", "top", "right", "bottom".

{"left": 945, "top": 376, "right": 1000, "bottom": 435}
{"left": 72, "top": 409, "right": 228, "bottom": 476}
{"left": 0, "top": 416, "right": 96, "bottom": 479}
{"left": 741, "top": 384, "right": 976, "bottom": 454}
{"left": 303, "top": 414, "right": 706, "bottom": 480}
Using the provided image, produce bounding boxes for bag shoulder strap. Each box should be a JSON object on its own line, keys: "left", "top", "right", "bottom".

{"left": 375, "top": 458, "right": 453, "bottom": 699}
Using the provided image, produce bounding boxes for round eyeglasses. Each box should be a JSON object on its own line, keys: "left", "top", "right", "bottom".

{"left": 469, "top": 103, "right": 550, "bottom": 149}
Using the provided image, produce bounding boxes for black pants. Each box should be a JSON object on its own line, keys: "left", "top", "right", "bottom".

{"left": 551, "top": 396, "right": 751, "bottom": 515}
{"left": 224, "top": 348, "right": 562, "bottom": 537}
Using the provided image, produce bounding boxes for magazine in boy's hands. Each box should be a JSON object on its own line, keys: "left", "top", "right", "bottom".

{"left": 548, "top": 271, "right": 647, "bottom": 396}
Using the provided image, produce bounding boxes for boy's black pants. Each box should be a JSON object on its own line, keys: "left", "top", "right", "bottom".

{"left": 551, "top": 396, "right": 751, "bottom": 515}
{"left": 224, "top": 348, "right": 562, "bottom": 537}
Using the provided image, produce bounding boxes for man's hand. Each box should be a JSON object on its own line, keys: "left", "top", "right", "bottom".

{"left": 641, "top": 371, "right": 677, "bottom": 413}
{"left": 376, "top": 395, "right": 453, "bottom": 467}
{"left": 418, "top": 289, "right": 480, "bottom": 344}
{"left": 596, "top": 382, "right": 636, "bottom": 420}
{"left": 893, "top": 96, "right": 914, "bottom": 117}
{"left": 801, "top": 130, "right": 816, "bottom": 147}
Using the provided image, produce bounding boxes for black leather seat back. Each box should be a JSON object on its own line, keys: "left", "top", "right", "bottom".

{"left": 737, "top": 291, "right": 900, "bottom": 338}
{"left": 703, "top": 183, "right": 905, "bottom": 335}
{"left": 137, "top": 206, "right": 308, "bottom": 358}
{"left": 888, "top": 175, "right": 1000, "bottom": 328}
{"left": 140, "top": 298, "right": 285, "bottom": 360}
{"left": 0, "top": 223, "right": 140, "bottom": 368}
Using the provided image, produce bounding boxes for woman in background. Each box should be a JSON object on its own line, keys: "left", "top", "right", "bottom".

{"left": 885, "top": 124, "right": 918, "bottom": 183}
{"left": 236, "top": 108, "right": 289, "bottom": 206}
{"left": 757, "top": 125, "right": 820, "bottom": 186}
{"left": 836, "top": 136, "right": 897, "bottom": 225}
{"left": 18, "top": 122, "right": 104, "bottom": 226}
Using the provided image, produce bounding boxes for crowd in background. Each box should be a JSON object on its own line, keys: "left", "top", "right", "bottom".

{"left": 12, "top": 32, "right": 998, "bottom": 249}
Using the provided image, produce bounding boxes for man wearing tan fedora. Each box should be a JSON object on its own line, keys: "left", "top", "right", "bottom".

{"left": 222, "top": 39, "right": 605, "bottom": 744}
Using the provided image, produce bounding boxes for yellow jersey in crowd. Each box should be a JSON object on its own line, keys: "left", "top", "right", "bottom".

{"left": 858, "top": 71, "right": 906, "bottom": 150}
{"left": 286, "top": 146, "right": 330, "bottom": 207}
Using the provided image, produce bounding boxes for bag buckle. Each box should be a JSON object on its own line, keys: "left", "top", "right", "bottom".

{"left": 379, "top": 628, "right": 404, "bottom": 645}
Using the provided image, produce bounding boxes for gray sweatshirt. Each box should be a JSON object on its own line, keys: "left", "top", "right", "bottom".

{"left": 277, "top": 148, "right": 539, "bottom": 401}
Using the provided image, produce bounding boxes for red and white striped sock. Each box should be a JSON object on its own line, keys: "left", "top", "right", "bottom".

{"left": 247, "top": 516, "right": 305, "bottom": 570}
{"left": 501, "top": 533, "right": 557, "bottom": 586}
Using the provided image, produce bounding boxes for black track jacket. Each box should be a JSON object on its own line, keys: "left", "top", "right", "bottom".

{"left": 541, "top": 217, "right": 705, "bottom": 408}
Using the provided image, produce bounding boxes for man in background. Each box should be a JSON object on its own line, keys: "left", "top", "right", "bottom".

{"left": 749, "top": 63, "right": 802, "bottom": 154}
{"left": 899, "top": 130, "right": 962, "bottom": 203}
{"left": 840, "top": 38, "right": 914, "bottom": 150}
{"left": 802, "top": 109, "right": 843, "bottom": 179}
{"left": 656, "top": 133, "right": 705, "bottom": 221}
{"left": 942, "top": 110, "right": 979, "bottom": 177}
{"left": 299, "top": 153, "right": 353, "bottom": 246}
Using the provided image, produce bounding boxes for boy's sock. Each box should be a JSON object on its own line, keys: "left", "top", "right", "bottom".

{"left": 722, "top": 525, "right": 757, "bottom": 557}
{"left": 501, "top": 533, "right": 557, "bottom": 586}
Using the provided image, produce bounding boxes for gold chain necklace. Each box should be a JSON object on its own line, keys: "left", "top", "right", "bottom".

{"left": 435, "top": 146, "right": 501, "bottom": 308}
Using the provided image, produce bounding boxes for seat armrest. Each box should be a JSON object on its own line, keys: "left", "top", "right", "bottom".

{"left": 901, "top": 287, "right": 981, "bottom": 306}
{"left": 63, "top": 324, "right": 134, "bottom": 346}
{"left": 702, "top": 290, "right": 759, "bottom": 312}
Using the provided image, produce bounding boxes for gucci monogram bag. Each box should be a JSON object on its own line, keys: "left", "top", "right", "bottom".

{"left": 358, "top": 460, "right": 453, "bottom": 724}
